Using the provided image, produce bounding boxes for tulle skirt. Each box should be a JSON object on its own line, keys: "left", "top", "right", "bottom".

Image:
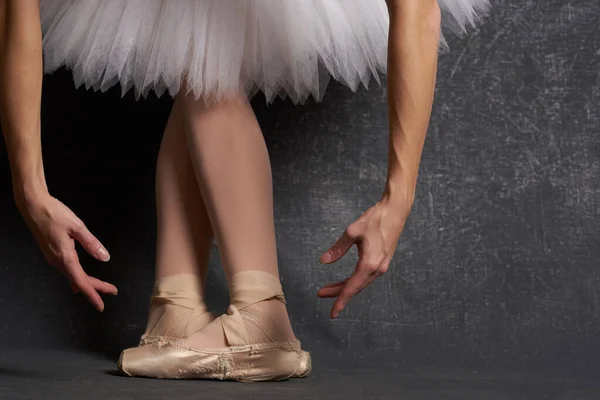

{"left": 40, "top": 0, "right": 489, "bottom": 104}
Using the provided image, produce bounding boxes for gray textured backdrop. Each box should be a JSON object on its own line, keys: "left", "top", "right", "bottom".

{"left": 0, "top": 0, "right": 599, "bottom": 369}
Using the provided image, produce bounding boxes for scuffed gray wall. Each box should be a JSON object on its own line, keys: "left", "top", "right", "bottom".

{"left": 0, "top": 0, "right": 599, "bottom": 368}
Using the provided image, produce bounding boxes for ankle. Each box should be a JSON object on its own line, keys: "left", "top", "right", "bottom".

{"left": 239, "top": 298, "right": 295, "bottom": 343}
{"left": 143, "top": 273, "right": 210, "bottom": 340}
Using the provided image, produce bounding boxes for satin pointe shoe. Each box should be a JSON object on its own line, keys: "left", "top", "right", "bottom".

{"left": 118, "top": 270, "right": 311, "bottom": 381}
{"left": 118, "top": 274, "right": 215, "bottom": 359}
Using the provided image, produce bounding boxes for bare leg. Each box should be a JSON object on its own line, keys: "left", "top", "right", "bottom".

{"left": 143, "top": 95, "right": 214, "bottom": 338}
{"left": 179, "top": 93, "right": 295, "bottom": 348}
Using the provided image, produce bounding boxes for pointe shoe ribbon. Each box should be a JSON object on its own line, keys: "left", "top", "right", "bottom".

{"left": 150, "top": 274, "right": 208, "bottom": 310}
{"left": 220, "top": 305, "right": 247, "bottom": 346}
{"left": 219, "top": 270, "right": 286, "bottom": 347}
{"left": 149, "top": 288, "right": 210, "bottom": 316}
{"left": 139, "top": 274, "right": 213, "bottom": 345}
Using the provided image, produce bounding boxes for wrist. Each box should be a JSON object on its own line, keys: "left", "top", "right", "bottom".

{"left": 381, "top": 176, "right": 416, "bottom": 209}
{"left": 13, "top": 178, "right": 50, "bottom": 211}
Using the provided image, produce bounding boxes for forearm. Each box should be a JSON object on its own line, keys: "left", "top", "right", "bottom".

{"left": 382, "top": 0, "right": 441, "bottom": 207}
{"left": 0, "top": 0, "right": 47, "bottom": 205}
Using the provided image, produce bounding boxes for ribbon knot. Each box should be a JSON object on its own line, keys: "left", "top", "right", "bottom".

{"left": 220, "top": 304, "right": 248, "bottom": 346}
{"left": 226, "top": 305, "right": 237, "bottom": 316}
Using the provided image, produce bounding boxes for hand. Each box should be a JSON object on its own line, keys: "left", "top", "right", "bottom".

{"left": 318, "top": 196, "right": 411, "bottom": 319}
{"left": 15, "top": 191, "right": 117, "bottom": 311}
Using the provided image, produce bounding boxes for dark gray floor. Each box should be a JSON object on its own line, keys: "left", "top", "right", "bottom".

{"left": 0, "top": 349, "right": 598, "bottom": 400}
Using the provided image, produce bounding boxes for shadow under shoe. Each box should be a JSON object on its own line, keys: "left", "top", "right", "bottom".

{"left": 119, "top": 270, "right": 311, "bottom": 381}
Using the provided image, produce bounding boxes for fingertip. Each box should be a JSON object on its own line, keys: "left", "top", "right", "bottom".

{"left": 331, "top": 301, "right": 344, "bottom": 319}
{"left": 98, "top": 247, "right": 110, "bottom": 262}
{"left": 333, "top": 307, "right": 342, "bottom": 319}
{"left": 106, "top": 282, "right": 118, "bottom": 292}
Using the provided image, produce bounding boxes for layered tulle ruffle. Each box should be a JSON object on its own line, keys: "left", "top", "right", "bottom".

{"left": 41, "top": 0, "right": 489, "bottom": 103}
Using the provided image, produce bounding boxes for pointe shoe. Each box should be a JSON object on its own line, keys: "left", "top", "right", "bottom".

{"left": 118, "top": 334, "right": 311, "bottom": 381}
{"left": 118, "top": 274, "right": 215, "bottom": 364}
{"left": 118, "top": 270, "right": 311, "bottom": 381}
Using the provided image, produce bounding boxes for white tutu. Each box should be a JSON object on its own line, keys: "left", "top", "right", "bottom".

{"left": 40, "top": 0, "right": 489, "bottom": 104}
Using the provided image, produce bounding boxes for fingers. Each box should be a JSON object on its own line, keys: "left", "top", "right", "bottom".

{"left": 70, "top": 221, "right": 110, "bottom": 262}
{"left": 322, "top": 278, "right": 349, "bottom": 289}
{"left": 87, "top": 276, "right": 118, "bottom": 295}
{"left": 48, "top": 254, "right": 80, "bottom": 294}
{"left": 320, "top": 225, "right": 358, "bottom": 264}
{"left": 61, "top": 264, "right": 117, "bottom": 308}
{"left": 329, "top": 269, "right": 368, "bottom": 319}
{"left": 317, "top": 285, "right": 344, "bottom": 298}
{"left": 326, "top": 258, "right": 389, "bottom": 319}
{"left": 74, "top": 276, "right": 105, "bottom": 312}
{"left": 63, "top": 255, "right": 105, "bottom": 312}
{"left": 51, "top": 236, "right": 116, "bottom": 310}
{"left": 317, "top": 278, "right": 348, "bottom": 298}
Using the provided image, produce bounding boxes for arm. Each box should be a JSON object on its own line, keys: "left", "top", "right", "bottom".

{"left": 0, "top": 0, "right": 46, "bottom": 204}
{"left": 318, "top": 0, "right": 441, "bottom": 318}
{"left": 382, "top": 0, "right": 440, "bottom": 208}
{"left": 0, "top": 0, "right": 117, "bottom": 311}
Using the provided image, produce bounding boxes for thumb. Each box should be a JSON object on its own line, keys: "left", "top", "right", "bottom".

{"left": 70, "top": 222, "right": 110, "bottom": 262}
{"left": 321, "top": 228, "right": 355, "bottom": 264}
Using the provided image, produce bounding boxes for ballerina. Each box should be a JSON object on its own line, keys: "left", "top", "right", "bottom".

{"left": 0, "top": 0, "right": 490, "bottom": 381}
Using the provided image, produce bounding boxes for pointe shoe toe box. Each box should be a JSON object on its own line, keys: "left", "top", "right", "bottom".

{"left": 118, "top": 344, "right": 212, "bottom": 379}
{"left": 292, "top": 350, "right": 312, "bottom": 378}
